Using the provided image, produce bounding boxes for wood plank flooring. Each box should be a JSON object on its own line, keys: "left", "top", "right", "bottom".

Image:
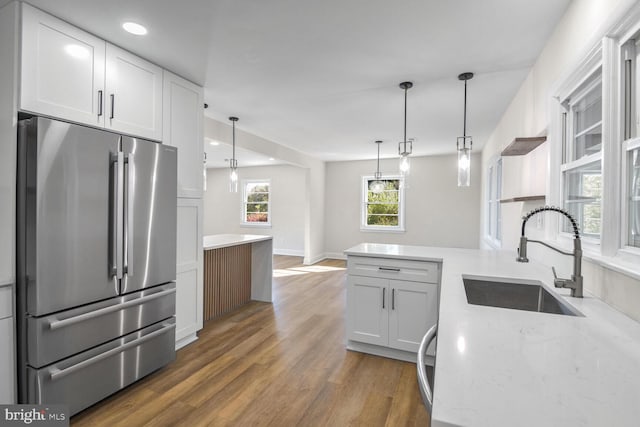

{"left": 71, "top": 256, "right": 430, "bottom": 426}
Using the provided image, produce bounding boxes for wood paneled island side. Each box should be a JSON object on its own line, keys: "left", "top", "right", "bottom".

{"left": 202, "top": 234, "right": 273, "bottom": 321}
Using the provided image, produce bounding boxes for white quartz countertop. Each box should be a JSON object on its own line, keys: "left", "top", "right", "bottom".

{"left": 344, "top": 243, "right": 640, "bottom": 427}
{"left": 203, "top": 234, "right": 272, "bottom": 250}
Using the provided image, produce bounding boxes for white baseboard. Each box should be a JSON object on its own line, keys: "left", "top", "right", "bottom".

{"left": 303, "top": 253, "right": 327, "bottom": 265}
{"left": 175, "top": 333, "right": 198, "bottom": 351}
{"left": 325, "top": 252, "right": 347, "bottom": 260}
{"left": 346, "top": 340, "right": 435, "bottom": 366}
{"left": 273, "top": 248, "right": 305, "bottom": 257}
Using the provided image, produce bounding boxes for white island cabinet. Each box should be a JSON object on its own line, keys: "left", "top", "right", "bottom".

{"left": 345, "top": 244, "right": 441, "bottom": 362}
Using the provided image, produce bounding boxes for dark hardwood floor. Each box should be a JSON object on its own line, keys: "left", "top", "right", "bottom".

{"left": 71, "top": 256, "right": 429, "bottom": 426}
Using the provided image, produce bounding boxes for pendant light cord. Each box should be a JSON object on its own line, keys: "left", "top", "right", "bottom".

{"left": 377, "top": 141, "right": 381, "bottom": 176}
{"left": 463, "top": 79, "right": 467, "bottom": 138}
{"left": 403, "top": 86, "right": 407, "bottom": 150}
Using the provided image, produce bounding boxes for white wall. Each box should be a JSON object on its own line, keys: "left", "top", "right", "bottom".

{"left": 304, "top": 163, "right": 326, "bottom": 264}
{"left": 203, "top": 165, "right": 306, "bottom": 256}
{"left": 325, "top": 154, "right": 482, "bottom": 257}
{"left": 480, "top": 0, "right": 640, "bottom": 322}
{"left": 204, "top": 117, "right": 325, "bottom": 264}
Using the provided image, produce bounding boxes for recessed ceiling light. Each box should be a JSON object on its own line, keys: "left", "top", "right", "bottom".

{"left": 209, "top": 141, "right": 220, "bottom": 146}
{"left": 122, "top": 22, "right": 147, "bottom": 36}
{"left": 269, "top": 158, "right": 275, "bottom": 161}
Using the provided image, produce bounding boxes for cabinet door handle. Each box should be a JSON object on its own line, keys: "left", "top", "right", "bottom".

{"left": 98, "top": 90, "right": 103, "bottom": 117}
{"left": 382, "top": 288, "right": 386, "bottom": 309}
{"left": 378, "top": 267, "right": 400, "bottom": 272}
{"left": 392, "top": 288, "right": 395, "bottom": 310}
{"left": 110, "top": 94, "right": 115, "bottom": 119}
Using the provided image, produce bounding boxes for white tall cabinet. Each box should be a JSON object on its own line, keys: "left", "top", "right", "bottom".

{"left": 0, "top": 1, "right": 18, "bottom": 404}
{"left": 163, "top": 71, "right": 205, "bottom": 348}
{"left": 0, "top": 2, "right": 206, "bottom": 401}
{"left": 163, "top": 71, "right": 204, "bottom": 198}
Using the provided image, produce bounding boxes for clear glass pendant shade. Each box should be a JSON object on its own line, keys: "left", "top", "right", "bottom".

{"left": 229, "top": 165, "right": 238, "bottom": 193}
{"left": 457, "top": 147, "right": 471, "bottom": 187}
{"left": 370, "top": 175, "right": 386, "bottom": 193}
{"left": 399, "top": 154, "right": 410, "bottom": 177}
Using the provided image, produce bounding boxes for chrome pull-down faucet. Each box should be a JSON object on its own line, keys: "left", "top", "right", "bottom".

{"left": 516, "top": 206, "right": 583, "bottom": 298}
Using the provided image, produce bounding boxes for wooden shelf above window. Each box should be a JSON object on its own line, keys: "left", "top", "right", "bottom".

{"left": 500, "top": 195, "right": 546, "bottom": 204}
{"left": 501, "top": 136, "right": 547, "bottom": 156}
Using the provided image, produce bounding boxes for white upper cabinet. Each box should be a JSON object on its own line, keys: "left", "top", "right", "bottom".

{"left": 20, "top": 3, "right": 105, "bottom": 127}
{"left": 105, "top": 44, "right": 163, "bottom": 141}
{"left": 163, "top": 71, "right": 204, "bottom": 197}
{"left": 19, "top": 4, "right": 163, "bottom": 141}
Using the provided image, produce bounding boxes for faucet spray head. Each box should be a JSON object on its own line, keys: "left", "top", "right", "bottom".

{"left": 516, "top": 236, "right": 529, "bottom": 262}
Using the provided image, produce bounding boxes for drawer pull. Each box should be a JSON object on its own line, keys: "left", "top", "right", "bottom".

{"left": 48, "top": 288, "right": 175, "bottom": 330}
{"left": 378, "top": 267, "right": 401, "bottom": 272}
{"left": 49, "top": 322, "right": 175, "bottom": 381}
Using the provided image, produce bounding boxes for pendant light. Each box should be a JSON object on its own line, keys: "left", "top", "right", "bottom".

{"left": 398, "top": 81, "right": 413, "bottom": 178}
{"left": 229, "top": 116, "right": 239, "bottom": 193}
{"left": 457, "top": 72, "right": 473, "bottom": 187}
{"left": 370, "top": 140, "right": 385, "bottom": 194}
{"left": 203, "top": 151, "right": 207, "bottom": 192}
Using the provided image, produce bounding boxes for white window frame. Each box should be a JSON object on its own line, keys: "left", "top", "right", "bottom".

{"left": 549, "top": 41, "right": 605, "bottom": 255}
{"left": 485, "top": 156, "right": 502, "bottom": 248}
{"left": 241, "top": 179, "right": 271, "bottom": 228}
{"left": 559, "top": 68, "right": 603, "bottom": 243}
{"left": 620, "top": 34, "right": 640, "bottom": 255}
{"left": 360, "top": 175, "right": 405, "bottom": 232}
{"left": 546, "top": 25, "right": 640, "bottom": 275}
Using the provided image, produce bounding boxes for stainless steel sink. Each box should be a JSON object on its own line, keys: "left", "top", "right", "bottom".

{"left": 462, "top": 275, "right": 583, "bottom": 317}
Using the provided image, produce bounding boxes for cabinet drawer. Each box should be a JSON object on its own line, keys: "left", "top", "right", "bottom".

{"left": 0, "top": 286, "right": 12, "bottom": 319}
{"left": 347, "top": 256, "right": 439, "bottom": 283}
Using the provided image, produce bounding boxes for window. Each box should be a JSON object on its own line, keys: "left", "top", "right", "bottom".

{"left": 242, "top": 180, "right": 270, "bottom": 226}
{"left": 361, "top": 176, "right": 405, "bottom": 231}
{"left": 486, "top": 157, "right": 502, "bottom": 245}
{"left": 623, "top": 39, "right": 640, "bottom": 249}
{"left": 560, "top": 70, "right": 603, "bottom": 239}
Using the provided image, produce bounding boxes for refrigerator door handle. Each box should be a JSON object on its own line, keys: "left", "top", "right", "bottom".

{"left": 108, "top": 153, "right": 117, "bottom": 277}
{"left": 124, "top": 155, "right": 134, "bottom": 277}
{"left": 48, "top": 321, "right": 176, "bottom": 381}
{"left": 48, "top": 287, "right": 176, "bottom": 330}
{"left": 115, "top": 150, "right": 125, "bottom": 279}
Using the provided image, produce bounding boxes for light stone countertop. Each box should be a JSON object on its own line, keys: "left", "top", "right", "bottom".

{"left": 203, "top": 234, "right": 272, "bottom": 251}
{"left": 344, "top": 243, "right": 640, "bottom": 427}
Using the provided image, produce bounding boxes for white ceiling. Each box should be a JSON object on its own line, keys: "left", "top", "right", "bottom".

{"left": 23, "top": 0, "right": 572, "bottom": 162}
{"left": 204, "top": 138, "right": 285, "bottom": 169}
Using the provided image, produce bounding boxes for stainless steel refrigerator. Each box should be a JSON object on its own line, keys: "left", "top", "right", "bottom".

{"left": 16, "top": 116, "right": 178, "bottom": 415}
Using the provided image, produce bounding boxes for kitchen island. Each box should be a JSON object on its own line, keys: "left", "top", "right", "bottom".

{"left": 202, "top": 234, "right": 273, "bottom": 321}
{"left": 345, "top": 243, "right": 640, "bottom": 427}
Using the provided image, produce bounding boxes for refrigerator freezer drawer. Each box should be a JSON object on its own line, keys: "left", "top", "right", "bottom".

{"left": 27, "top": 318, "right": 176, "bottom": 416}
{"left": 27, "top": 282, "right": 175, "bottom": 367}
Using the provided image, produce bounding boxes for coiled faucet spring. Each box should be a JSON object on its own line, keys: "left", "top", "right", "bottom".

{"left": 517, "top": 205, "right": 583, "bottom": 298}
